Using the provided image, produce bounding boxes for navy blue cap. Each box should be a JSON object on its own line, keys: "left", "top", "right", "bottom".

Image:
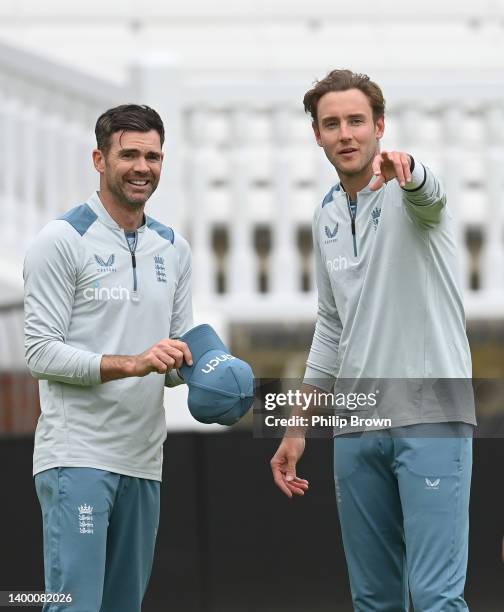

{"left": 179, "top": 324, "right": 255, "bottom": 426}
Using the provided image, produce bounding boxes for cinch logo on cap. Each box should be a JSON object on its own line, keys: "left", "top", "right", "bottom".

{"left": 174, "top": 324, "right": 255, "bottom": 426}
{"left": 201, "top": 354, "right": 236, "bottom": 374}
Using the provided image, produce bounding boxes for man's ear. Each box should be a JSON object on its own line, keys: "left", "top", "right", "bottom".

{"left": 312, "top": 121, "right": 322, "bottom": 147}
{"left": 375, "top": 116, "right": 385, "bottom": 141}
{"left": 92, "top": 148, "right": 106, "bottom": 173}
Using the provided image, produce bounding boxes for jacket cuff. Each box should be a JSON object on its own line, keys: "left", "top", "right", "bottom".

{"left": 90, "top": 354, "right": 104, "bottom": 385}
{"left": 303, "top": 366, "right": 336, "bottom": 392}
{"left": 402, "top": 162, "right": 426, "bottom": 192}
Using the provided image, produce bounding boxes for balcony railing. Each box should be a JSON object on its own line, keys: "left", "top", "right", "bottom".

{"left": 0, "top": 40, "right": 503, "bottom": 321}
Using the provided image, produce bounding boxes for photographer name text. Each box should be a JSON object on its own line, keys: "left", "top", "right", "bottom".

{"left": 263, "top": 415, "right": 392, "bottom": 429}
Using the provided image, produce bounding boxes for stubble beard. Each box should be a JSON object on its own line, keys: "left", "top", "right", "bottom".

{"left": 107, "top": 174, "right": 156, "bottom": 209}
{"left": 331, "top": 145, "right": 377, "bottom": 181}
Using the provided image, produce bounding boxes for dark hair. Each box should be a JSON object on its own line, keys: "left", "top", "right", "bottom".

{"left": 95, "top": 104, "right": 165, "bottom": 152}
{"left": 303, "top": 69, "right": 385, "bottom": 125}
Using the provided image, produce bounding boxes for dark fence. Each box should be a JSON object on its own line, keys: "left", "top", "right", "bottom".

{"left": 1, "top": 433, "right": 503, "bottom": 611}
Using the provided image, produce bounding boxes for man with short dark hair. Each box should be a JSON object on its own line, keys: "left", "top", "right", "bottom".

{"left": 271, "top": 70, "right": 475, "bottom": 610}
{"left": 24, "top": 104, "right": 193, "bottom": 611}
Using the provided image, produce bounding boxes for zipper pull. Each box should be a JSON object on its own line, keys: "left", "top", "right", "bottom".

{"left": 350, "top": 215, "right": 357, "bottom": 257}
{"left": 130, "top": 252, "right": 139, "bottom": 302}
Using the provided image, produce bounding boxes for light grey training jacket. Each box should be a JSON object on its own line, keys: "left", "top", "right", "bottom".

{"left": 24, "top": 192, "right": 193, "bottom": 480}
{"left": 304, "top": 162, "right": 476, "bottom": 429}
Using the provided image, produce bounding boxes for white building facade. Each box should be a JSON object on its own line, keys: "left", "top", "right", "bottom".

{"left": 0, "top": 2, "right": 503, "bottom": 428}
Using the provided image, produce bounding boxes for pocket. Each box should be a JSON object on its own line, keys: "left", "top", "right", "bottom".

{"left": 333, "top": 435, "right": 362, "bottom": 480}
{"left": 401, "top": 436, "right": 465, "bottom": 478}
{"left": 57, "top": 467, "right": 118, "bottom": 516}
{"left": 35, "top": 469, "right": 58, "bottom": 507}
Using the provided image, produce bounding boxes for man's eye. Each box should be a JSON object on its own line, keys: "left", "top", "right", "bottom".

{"left": 351, "top": 119, "right": 363, "bottom": 125}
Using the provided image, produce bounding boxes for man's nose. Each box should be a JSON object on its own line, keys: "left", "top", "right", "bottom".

{"left": 339, "top": 123, "right": 351, "bottom": 140}
{"left": 133, "top": 156, "right": 149, "bottom": 173}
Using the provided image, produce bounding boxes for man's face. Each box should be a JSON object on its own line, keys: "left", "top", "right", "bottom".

{"left": 313, "top": 89, "right": 384, "bottom": 179}
{"left": 93, "top": 130, "right": 164, "bottom": 208}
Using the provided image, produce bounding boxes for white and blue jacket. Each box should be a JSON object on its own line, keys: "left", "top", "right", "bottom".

{"left": 24, "top": 192, "right": 193, "bottom": 480}
{"left": 304, "top": 162, "right": 476, "bottom": 428}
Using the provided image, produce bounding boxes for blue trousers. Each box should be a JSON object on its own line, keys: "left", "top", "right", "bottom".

{"left": 35, "top": 468, "right": 160, "bottom": 612}
{"left": 334, "top": 423, "right": 473, "bottom": 611}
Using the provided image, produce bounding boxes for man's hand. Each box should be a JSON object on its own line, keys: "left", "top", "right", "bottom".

{"left": 100, "top": 339, "right": 192, "bottom": 382}
{"left": 270, "top": 437, "right": 309, "bottom": 499}
{"left": 132, "top": 339, "right": 193, "bottom": 376}
{"left": 370, "top": 150, "right": 412, "bottom": 191}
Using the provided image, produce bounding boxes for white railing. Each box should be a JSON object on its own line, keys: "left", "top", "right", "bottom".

{"left": 1, "top": 40, "right": 504, "bottom": 322}
{"left": 180, "top": 88, "right": 504, "bottom": 319}
{"left": 0, "top": 41, "right": 124, "bottom": 257}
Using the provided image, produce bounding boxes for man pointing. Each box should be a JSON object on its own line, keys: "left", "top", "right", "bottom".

{"left": 271, "top": 70, "right": 475, "bottom": 611}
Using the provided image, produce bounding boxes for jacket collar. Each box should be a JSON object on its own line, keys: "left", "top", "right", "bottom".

{"left": 338, "top": 175, "right": 380, "bottom": 197}
{"left": 87, "top": 192, "right": 146, "bottom": 232}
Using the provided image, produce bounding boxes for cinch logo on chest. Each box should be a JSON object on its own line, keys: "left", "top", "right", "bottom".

{"left": 94, "top": 254, "right": 116, "bottom": 272}
{"left": 324, "top": 223, "right": 339, "bottom": 243}
{"left": 83, "top": 281, "right": 130, "bottom": 301}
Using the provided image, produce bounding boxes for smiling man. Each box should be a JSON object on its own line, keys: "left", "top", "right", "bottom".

{"left": 270, "top": 70, "right": 475, "bottom": 610}
{"left": 24, "top": 105, "right": 193, "bottom": 611}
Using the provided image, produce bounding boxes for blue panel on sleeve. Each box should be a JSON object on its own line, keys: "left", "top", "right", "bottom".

{"left": 321, "top": 183, "right": 340, "bottom": 208}
{"left": 59, "top": 204, "right": 98, "bottom": 236}
{"left": 146, "top": 217, "right": 175, "bottom": 244}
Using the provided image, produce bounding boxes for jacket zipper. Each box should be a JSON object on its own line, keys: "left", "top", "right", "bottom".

{"left": 346, "top": 194, "right": 358, "bottom": 257}
{"left": 125, "top": 231, "right": 139, "bottom": 301}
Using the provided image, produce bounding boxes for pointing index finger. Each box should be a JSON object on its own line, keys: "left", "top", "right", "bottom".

{"left": 372, "top": 153, "right": 383, "bottom": 175}
{"left": 370, "top": 175, "right": 384, "bottom": 192}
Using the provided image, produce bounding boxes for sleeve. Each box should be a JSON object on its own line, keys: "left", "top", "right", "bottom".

{"left": 165, "top": 234, "right": 193, "bottom": 388}
{"left": 24, "top": 222, "right": 103, "bottom": 386}
{"left": 169, "top": 235, "right": 193, "bottom": 339}
{"left": 401, "top": 160, "right": 447, "bottom": 229}
{"left": 303, "top": 209, "right": 343, "bottom": 392}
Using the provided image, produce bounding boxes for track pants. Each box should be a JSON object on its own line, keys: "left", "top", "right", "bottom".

{"left": 35, "top": 467, "right": 160, "bottom": 612}
{"left": 334, "top": 423, "right": 473, "bottom": 612}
